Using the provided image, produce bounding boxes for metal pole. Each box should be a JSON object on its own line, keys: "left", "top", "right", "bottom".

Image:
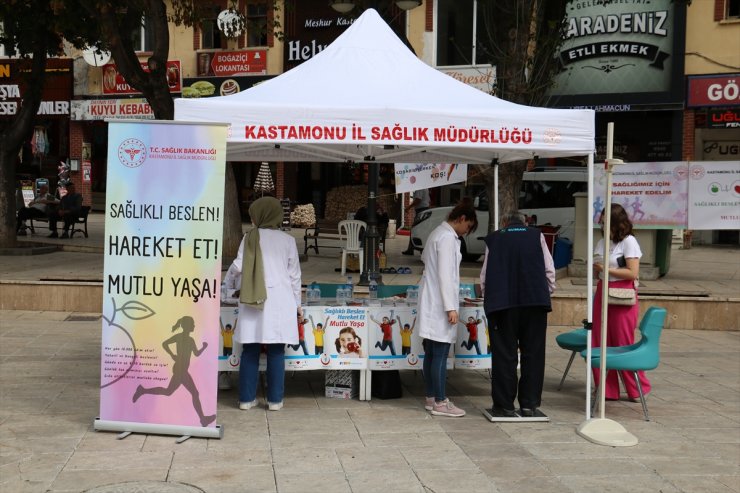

{"left": 585, "top": 152, "right": 594, "bottom": 419}
{"left": 576, "top": 122, "right": 637, "bottom": 447}
{"left": 360, "top": 161, "right": 381, "bottom": 284}
{"left": 598, "top": 123, "right": 615, "bottom": 420}
{"left": 494, "top": 162, "right": 499, "bottom": 230}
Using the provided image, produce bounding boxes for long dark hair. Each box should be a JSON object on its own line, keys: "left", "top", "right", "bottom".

{"left": 447, "top": 197, "right": 478, "bottom": 233}
{"left": 335, "top": 327, "right": 362, "bottom": 352}
{"left": 600, "top": 203, "right": 633, "bottom": 243}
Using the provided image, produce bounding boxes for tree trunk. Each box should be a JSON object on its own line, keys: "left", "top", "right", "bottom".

{"left": 221, "top": 162, "right": 243, "bottom": 265}
{"left": 0, "top": 146, "right": 19, "bottom": 250}
{"left": 87, "top": 0, "right": 174, "bottom": 119}
{"left": 471, "top": 0, "right": 569, "bottom": 234}
{"left": 0, "top": 50, "right": 48, "bottom": 249}
{"left": 475, "top": 161, "right": 527, "bottom": 234}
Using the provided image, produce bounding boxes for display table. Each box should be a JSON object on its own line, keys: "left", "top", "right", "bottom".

{"left": 218, "top": 301, "right": 490, "bottom": 401}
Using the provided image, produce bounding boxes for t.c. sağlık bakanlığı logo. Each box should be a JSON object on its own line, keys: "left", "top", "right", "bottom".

{"left": 117, "top": 138, "right": 147, "bottom": 168}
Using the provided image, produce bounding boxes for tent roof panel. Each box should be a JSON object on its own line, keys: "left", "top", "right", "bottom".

{"left": 175, "top": 9, "right": 594, "bottom": 164}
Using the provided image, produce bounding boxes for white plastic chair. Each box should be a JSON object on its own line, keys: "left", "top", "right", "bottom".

{"left": 338, "top": 220, "right": 366, "bottom": 276}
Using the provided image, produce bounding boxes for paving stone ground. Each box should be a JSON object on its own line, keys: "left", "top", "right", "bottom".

{"left": 2, "top": 213, "right": 739, "bottom": 492}
{"left": 1, "top": 310, "right": 738, "bottom": 493}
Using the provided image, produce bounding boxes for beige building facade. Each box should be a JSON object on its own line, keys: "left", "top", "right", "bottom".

{"left": 683, "top": 0, "right": 740, "bottom": 245}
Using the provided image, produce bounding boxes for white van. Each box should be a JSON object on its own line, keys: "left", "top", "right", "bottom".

{"left": 409, "top": 168, "right": 588, "bottom": 261}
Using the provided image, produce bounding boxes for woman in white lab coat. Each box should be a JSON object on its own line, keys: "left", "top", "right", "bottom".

{"left": 226, "top": 197, "right": 302, "bottom": 411}
{"left": 418, "top": 199, "right": 477, "bottom": 417}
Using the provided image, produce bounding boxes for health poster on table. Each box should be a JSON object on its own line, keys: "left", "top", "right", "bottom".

{"left": 284, "top": 305, "right": 332, "bottom": 370}
{"left": 367, "top": 306, "right": 423, "bottom": 370}
{"left": 321, "top": 306, "right": 368, "bottom": 369}
{"left": 218, "top": 305, "right": 243, "bottom": 372}
{"left": 98, "top": 120, "right": 227, "bottom": 434}
{"left": 454, "top": 306, "right": 491, "bottom": 369}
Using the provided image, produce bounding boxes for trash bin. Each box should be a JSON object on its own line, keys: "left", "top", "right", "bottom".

{"left": 553, "top": 237, "right": 573, "bottom": 269}
{"left": 654, "top": 229, "right": 672, "bottom": 277}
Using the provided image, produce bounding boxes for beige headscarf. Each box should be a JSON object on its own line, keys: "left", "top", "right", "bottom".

{"left": 240, "top": 197, "right": 283, "bottom": 308}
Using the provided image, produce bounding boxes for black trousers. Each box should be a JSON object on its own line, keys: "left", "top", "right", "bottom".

{"left": 490, "top": 307, "right": 548, "bottom": 410}
{"left": 16, "top": 207, "right": 46, "bottom": 231}
{"left": 48, "top": 210, "right": 78, "bottom": 233}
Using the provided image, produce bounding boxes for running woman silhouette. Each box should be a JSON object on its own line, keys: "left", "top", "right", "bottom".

{"left": 132, "top": 316, "right": 215, "bottom": 427}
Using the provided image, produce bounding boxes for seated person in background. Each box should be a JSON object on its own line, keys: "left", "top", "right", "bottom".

{"left": 221, "top": 263, "right": 242, "bottom": 304}
{"left": 48, "top": 182, "right": 82, "bottom": 239}
{"left": 16, "top": 184, "right": 58, "bottom": 235}
{"left": 355, "top": 204, "right": 389, "bottom": 244}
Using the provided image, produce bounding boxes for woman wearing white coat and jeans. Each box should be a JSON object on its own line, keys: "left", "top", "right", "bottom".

{"left": 226, "top": 197, "right": 302, "bottom": 411}
{"left": 418, "top": 199, "right": 477, "bottom": 417}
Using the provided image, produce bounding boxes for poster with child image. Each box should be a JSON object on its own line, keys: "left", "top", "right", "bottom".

{"left": 322, "top": 306, "right": 368, "bottom": 369}
{"left": 284, "top": 305, "right": 326, "bottom": 370}
{"left": 218, "top": 306, "right": 242, "bottom": 372}
{"left": 368, "top": 306, "right": 422, "bottom": 370}
{"left": 454, "top": 306, "right": 491, "bottom": 369}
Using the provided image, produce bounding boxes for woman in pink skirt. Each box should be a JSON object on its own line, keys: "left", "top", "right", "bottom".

{"left": 592, "top": 204, "right": 651, "bottom": 401}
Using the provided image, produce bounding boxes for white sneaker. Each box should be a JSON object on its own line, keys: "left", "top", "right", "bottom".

{"left": 268, "top": 401, "right": 283, "bottom": 411}
{"left": 431, "top": 399, "right": 466, "bottom": 417}
{"left": 424, "top": 397, "right": 435, "bottom": 411}
{"left": 239, "top": 399, "right": 258, "bottom": 410}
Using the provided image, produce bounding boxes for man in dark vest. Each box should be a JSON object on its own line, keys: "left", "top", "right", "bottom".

{"left": 480, "top": 211, "right": 556, "bottom": 421}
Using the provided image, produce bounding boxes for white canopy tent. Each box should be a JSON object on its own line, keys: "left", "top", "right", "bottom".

{"left": 175, "top": 9, "right": 594, "bottom": 165}
{"left": 176, "top": 9, "right": 616, "bottom": 438}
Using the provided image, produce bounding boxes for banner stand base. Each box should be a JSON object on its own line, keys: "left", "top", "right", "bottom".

{"left": 94, "top": 418, "right": 223, "bottom": 440}
{"left": 576, "top": 418, "right": 637, "bottom": 447}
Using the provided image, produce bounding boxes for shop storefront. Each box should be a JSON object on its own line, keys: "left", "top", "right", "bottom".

{"left": 1, "top": 58, "right": 73, "bottom": 196}
{"left": 70, "top": 98, "right": 155, "bottom": 209}
{"left": 182, "top": 73, "right": 274, "bottom": 219}
{"left": 276, "top": 0, "right": 407, "bottom": 223}
{"left": 549, "top": 0, "right": 686, "bottom": 164}
{"left": 70, "top": 58, "right": 186, "bottom": 210}
{"left": 685, "top": 73, "right": 740, "bottom": 245}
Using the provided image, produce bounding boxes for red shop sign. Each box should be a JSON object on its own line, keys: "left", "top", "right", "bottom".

{"left": 687, "top": 74, "right": 740, "bottom": 107}
{"left": 210, "top": 49, "right": 267, "bottom": 76}
{"left": 102, "top": 60, "right": 181, "bottom": 95}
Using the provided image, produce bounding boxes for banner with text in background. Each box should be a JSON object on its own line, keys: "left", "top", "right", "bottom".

{"left": 100, "top": 121, "right": 227, "bottom": 430}
{"left": 688, "top": 161, "right": 740, "bottom": 230}
{"left": 395, "top": 163, "right": 468, "bottom": 193}
{"left": 594, "top": 161, "right": 689, "bottom": 228}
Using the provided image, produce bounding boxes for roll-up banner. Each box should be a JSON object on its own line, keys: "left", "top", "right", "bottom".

{"left": 96, "top": 120, "right": 227, "bottom": 439}
{"left": 688, "top": 161, "right": 740, "bottom": 230}
{"left": 593, "top": 161, "right": 689, "bottom": 228}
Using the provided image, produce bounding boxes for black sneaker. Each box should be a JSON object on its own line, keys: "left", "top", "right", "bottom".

{"left": 482, "top": 407, "right": 520, "bottom": 422}
{"left": 60, "top": 231, "right": 69, "bottom": 239}
{"left": 401, "top": 250, "right": 414, "bottom": 256}
{"left": 48, "top": 231, "right": 58, "bottom": 238}
{"left": 518, "top": 408, "right": 550, "bottom": 422}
